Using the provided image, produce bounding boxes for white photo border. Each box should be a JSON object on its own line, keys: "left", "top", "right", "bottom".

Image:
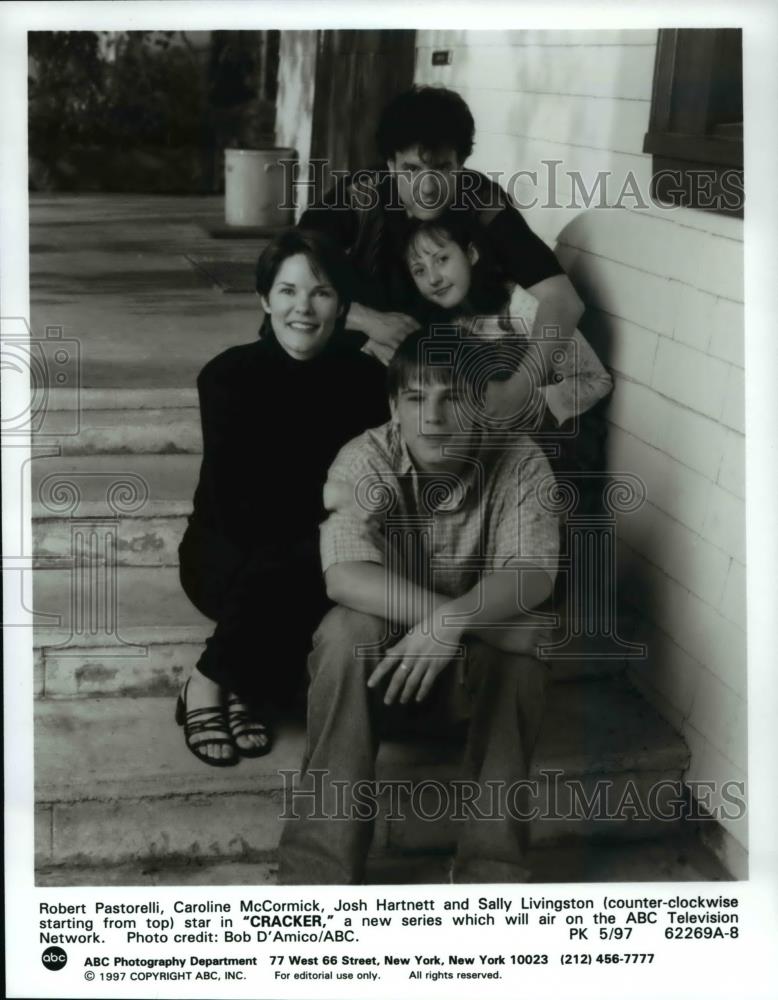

{"left": 2, "top": 2, "right": 777, "bottom": 998}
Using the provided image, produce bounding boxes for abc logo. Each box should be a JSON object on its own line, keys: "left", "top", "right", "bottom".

{"left": 42, "top": 946, "right": 67, "bottom": 971}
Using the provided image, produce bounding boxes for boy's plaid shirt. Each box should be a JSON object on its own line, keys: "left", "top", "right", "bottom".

{"left": 320, "top": 421, "right": 560, "bottom": 599}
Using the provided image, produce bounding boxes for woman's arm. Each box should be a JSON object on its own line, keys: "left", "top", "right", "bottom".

{"left": 527, "top": 273, "right": 585, "bottom": 343}
{"left": 541, "top": 329, "right": 613, "bottom": 426}
{"left": 482, "top": 283, "right": 611, "bottom": 427}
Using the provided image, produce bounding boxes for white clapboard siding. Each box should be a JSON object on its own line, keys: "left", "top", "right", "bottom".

{"left": 618, "top": 501, "right": 732, "bottom": 609}
{"left": 415, "top": 28, "right": 746, "bottom": 850}
{"left": 581, "top": 310, "right": 659, "bottom": 386}
{"left": 650, "top": 338, "right": 731, "bottom": 422}
{"left": 458, "top": 86, "right": 650, "bottom": 155}
{"left": 617, "top": 543, "right": 747, "bottom": 699}
{"left": 708, "top": 297, "right": 745, "bottom": 367}
{"left": 418, "top": 29, "right": 658, "bottom": 50}
{"left": 721, "top": 366, "right": 745, "bottom": 434}
{"left": 607, "top": 424, "right": 714, "bottom": 536}
{"left": 718, "top": 430, "right": 745, "bottom": 500}
{"left": 628, "top": 618, "right": 704, "bottom": 719}
{"left": 686, "top": 675, "right": 745, "bottom": 772}
{"left": 557, "top": 208, "right": 742, "bottom": 295}
{"left": 701, "top": 487, "right": 746, "bottom": 567}
{"left": 470, "top": 131, "right": 655, "bottom": 207}
{"left": 720, "top": 559, "right": 747, "bottom": 632}
{"left": 557, "top": 245, "right": 682, "bottom": 335}
{"left": 681, "top": 722, "right": 747, "bottom": 844}
{"left": 415, "top": 42, "right": 655, "bottom": 100}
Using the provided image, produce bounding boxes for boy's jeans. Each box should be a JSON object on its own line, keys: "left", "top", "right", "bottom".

{"left": 277, "top": 605, "right": 549, "bottom": 885}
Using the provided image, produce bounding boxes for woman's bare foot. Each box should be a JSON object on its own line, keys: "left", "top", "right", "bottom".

{"left": 226, "top": 693, "right": 272, "bottom": 756}
{"left": 182, "top": 669, "right": 235, "bottom": 763}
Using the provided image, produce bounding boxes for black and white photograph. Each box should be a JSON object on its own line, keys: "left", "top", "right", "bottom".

{"left": 2, "top": 2, "right": 777, "bottom": 998}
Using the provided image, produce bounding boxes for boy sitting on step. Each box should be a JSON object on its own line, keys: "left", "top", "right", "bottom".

{"left": 277, "top": 325, "right": 559, "bottom": 885}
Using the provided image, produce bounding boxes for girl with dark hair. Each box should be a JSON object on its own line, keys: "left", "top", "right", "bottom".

{"left": 402, "top": 211, "right": 612, "bottom": 431}
{"left": 177, "top": 229, "right": 389, "bottom": 766}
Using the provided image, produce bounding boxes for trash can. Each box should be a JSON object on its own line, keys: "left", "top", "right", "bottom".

{"left": 224, "top": 148, "right": 296, "bottom": 227}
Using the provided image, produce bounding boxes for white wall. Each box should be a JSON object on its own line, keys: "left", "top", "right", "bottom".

{"left": 416, "top": 29, "right": 746, "bottom": 869}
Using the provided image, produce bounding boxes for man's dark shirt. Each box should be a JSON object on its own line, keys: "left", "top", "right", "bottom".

{"left": 299, "top": 168, "right": 565, "bottom": 318}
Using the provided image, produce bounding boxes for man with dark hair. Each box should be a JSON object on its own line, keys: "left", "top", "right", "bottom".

{"left": 375, "top": 85, "right": 477, "bottom": 166}
{"left": 277, "top": 327, "right": 560, "bottom": 885}
{"left": 299, "top": 84, "right": 584, "bottom": 364}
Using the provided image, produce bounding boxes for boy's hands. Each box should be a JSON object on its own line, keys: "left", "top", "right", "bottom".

{"left": 367, "top": 614, "right": 465, "bottom": 705}
{"left": 366, "top": 611, "right": 555, "bottom": 705}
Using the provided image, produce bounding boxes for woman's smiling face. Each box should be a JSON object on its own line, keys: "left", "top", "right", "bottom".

{"left": 261, "top": 253, "right": 341, "bottom": 360}
{"left": 406, "top": 229, "right": 477, "bottom": 310}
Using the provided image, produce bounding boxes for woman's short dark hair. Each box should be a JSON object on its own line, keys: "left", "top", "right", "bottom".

{"left": 376, "top": 86, "right": 475, "bottom": 162}
{"left": 255, "top": 228, "right": 354, "bottom": 314}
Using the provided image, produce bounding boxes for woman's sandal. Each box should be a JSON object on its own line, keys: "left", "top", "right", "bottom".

{"left": 225, "top": 694, "right": 273, "bottom": 758}
{"left": 175, "top": 678, "right": 239, "bottom": 768}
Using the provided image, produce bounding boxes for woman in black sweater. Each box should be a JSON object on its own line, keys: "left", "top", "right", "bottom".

{"left": 178, "top": 230, "right": 389, "bottom": 766}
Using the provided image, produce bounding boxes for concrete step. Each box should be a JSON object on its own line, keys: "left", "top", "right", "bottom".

{"left": 33, "top": 407, "right": 201, "bottom": 455}
{"left": 43, "top": 388, "right": 198, "bottom": 411}
{"left": 32, "top": 567, "right": 626, "bottom": 697}
{"left": 35, "top": 678, "right": 690, "bottom": 868}
{"left": 36, "top": 833, "right": 733, "bottom": 886}
{"left": 31, "top": 453, "right": 198, "bottom": 567}
{"left": 30, "top": 453, "right": 201, "bottom": 508}
{"left": 32, "top": 566, "right": 209, "bottom": 647}
{"left": 34, "top": 513, "right": 188, "bottom": 568}
{"left": 30, "top": 194, "right": 262, "bottom": 392}
{"left": 32, "top": 566, "right": 209, "bottom": 697}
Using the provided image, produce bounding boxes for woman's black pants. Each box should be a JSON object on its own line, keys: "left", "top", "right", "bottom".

{"left": 178, "top": 525, "right": 330, "bottom": 709}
